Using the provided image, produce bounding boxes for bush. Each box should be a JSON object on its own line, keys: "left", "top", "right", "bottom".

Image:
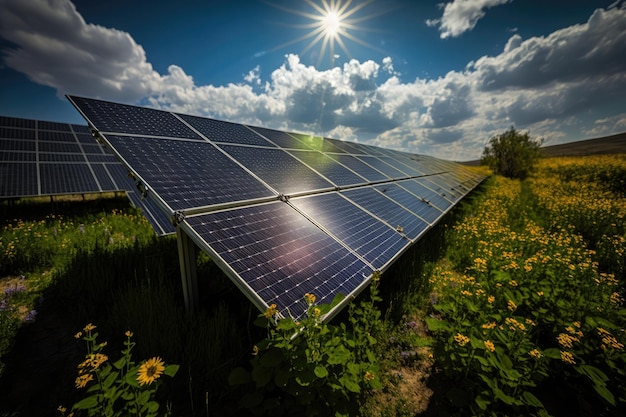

{"left": 481, "top": 128, "right": 542, "bottom": 179}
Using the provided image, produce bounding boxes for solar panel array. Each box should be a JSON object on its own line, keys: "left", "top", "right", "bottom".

{"left": 0, "top": 115, "right": 175, "bottom": 235}
{"left": 68, "top": 95, "right": 484, "bottom": 320}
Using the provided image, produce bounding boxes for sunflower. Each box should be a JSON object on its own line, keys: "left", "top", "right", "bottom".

{"left": 137, "top": 357, "right": 165, "bottom": 386}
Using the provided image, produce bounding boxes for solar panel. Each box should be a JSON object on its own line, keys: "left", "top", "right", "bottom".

{"left": 0, "top": 115, "right": 175, "bottom": 236}
{"left": 67, "top": 95, "right": 485, "bottom": 320}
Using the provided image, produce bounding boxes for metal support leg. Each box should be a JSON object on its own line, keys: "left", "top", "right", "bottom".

{"left": 177, "top": 226, "right": 198, "bottom": 311}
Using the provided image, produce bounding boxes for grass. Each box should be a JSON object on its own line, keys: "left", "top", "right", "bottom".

{"left": 0, "top": 154, "right": 624, "bottom": 416}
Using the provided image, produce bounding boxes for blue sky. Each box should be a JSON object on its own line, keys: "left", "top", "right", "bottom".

{"left": 1, "top": 0, "right": 625, "bottom": 160}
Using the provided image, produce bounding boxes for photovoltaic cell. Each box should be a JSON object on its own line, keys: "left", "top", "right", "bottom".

{"left": 185, "top": 201, "right": 373, "bottom": 320}
{"left": 105, "top": 136, "right": 275, "bottom": 211}
{"left": 39, "top": 164, "right": 99, "bottom": 195}
{"left": 325, "top": 153, "right": 388, "bottom": 182}
{"left": 397, "top": 178, "right": 453, "bottom": 212}
{"left": 290, "top": 193, "right": 410, "bottom": 269}
{"left": 290, "top": 133, "right": 346, "bottom": 153}
{"left": 341, "top": 187, "right": 429, "bottom": 240}
{"left": 0, "top": 163, "right": 37, "bottom": 196}
{"left": 374, "top": 183, "right": 443, "bottom": 225}
{"left": 219, "top": 144, "right": 334, "bottom": 195}
{"left": 356, "top": 155, "right": 410, "bottom": 179}
{"left": 178, "top": 114, "right": 274, "bottom": 147}
{"left": 70, "top": 96, "right": 201, "bottom": 139}
{"left": 248, "top": 126, "right": 312, "bottom": 150}
{"left": 287, "top": 150, "right": 368, "bottom": 187}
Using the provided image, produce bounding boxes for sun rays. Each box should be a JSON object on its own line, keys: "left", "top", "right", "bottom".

{"left": 266, "top": 0, "right": 387, "bottom": 68}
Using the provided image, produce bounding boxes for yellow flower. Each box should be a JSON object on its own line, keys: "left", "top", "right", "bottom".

{"left": 529, "top": 349, "right": 542, "bottom": 359}
{"left": 372, "top": 270, "right": 381, "bottom": 282}
{"left": 75, "top": 373, "right": 94, "bottom": 389}
{"left": 508, "top": 280, "right": 518, "bottom": 287}
{"left": 537, "top": 291, "right": 544, "bottom": 297}
{"left": 481, "top": 322, "right": 496, "bottom": 329}
{"left": 57, "top": 406, "right": 67, "bottom": 414}
{"left": 487, "top": 295, "right": 495, "bottom": 304}
{"left": 560, "top": 351, "right": 576, "bottom": 365}
{"left": 137, "top": 357, "right": 165, "bottom": 386}
{"left": 125, "top": 330, "right": 133, "bottom": 337}
{"left": 252, "top": 345, "right": 259, "bottom": 356}
{"left": 507, "top": 300, "right": 517, "bottom": 312}
{"left": 263, "top": 304, "right": 278, "bottom": 319}
{"left": 484, "top": 340, "right": 495, "bottom": 352}
{"left": 557, "top": 333, "right": 579, "bottom": 349}
{"left": 74, "top": 331, "right": 82, "bottom": 339}
{"left": 304, "top": 293, "right": 316, "bottom": 304}
{"left": 313, "top": 307, "right": 321, "bottom": 317}
{"left": 364, "top": 371, "right": 375, "bottom": 381}
{"left": 83, "top": 323, "right": 96, "bottom": 332}
{"left": 453, "top": 333, "right": 470, "bottom": 346}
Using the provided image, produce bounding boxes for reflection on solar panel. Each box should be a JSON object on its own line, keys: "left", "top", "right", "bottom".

{"left": 68, "top": 95, "right": 485, "bottom": 320}
{"left": 0, "top": 115, "right": 175, "bottom": 236}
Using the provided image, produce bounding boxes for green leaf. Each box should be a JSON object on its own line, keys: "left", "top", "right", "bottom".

{"left": 73, "top": 395, "right": 99, "bottom": 409}
{"left": 102, "top": 370, "right": 119, "bottom": 389}
{"left": 475, "top": 394, "right": 490, "bottom": 410}
{"left": 542, "top": 348, "right": 561, "bottom": 360}
{"left": 314, "top": 365, "right": 329, "bottom": 378}
{"left": 339, "top": 375, "right": 361, "bottom": 393}
{"left": 274, "top": 369, "right": 290, "bottom": 387}
{"left": 327, "top": 344, "right": 350, "bottom": 365}
{"left": 260, "top": 348, "right": 283, "bottom": 367}
{"left": 593, "top": 384, "right": 616, "bottom": 406}
{"left": 146, "top": 401, "right": 159, "bottom": 413}
{"left": 522, "top": 391, "right": 544, "bottom": 408}
{"left": 493, "top": 387, "right": 515, "bottom": 405}
{"left": 424, "top": 316, "right": 449, "bottom": 331}
{"left": 228, "top": 367, "right": 251, "bottom": 386}
{"left": 113, "top": 357, "right": 126, "bottom": 370}
{"left": 163, "top": 364, "right": 179, "bottom": 377}
{"left": 478, "top": 373, "right": 496, "bottom": 389}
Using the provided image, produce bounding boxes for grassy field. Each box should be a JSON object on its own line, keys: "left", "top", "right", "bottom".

{"left": 0, "top": 153, "right": 624, "bottom": 416}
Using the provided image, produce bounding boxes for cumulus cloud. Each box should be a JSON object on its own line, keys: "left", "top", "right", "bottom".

{"left": 426, "top": 0, "right": 512, "bottom": 39}
{"left": 1, "top": 0, "right": 625, "bottom": 161}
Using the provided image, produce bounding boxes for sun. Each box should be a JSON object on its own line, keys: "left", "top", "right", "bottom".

{"left": 266, "top": 0, "right": 386, "bottom": 68}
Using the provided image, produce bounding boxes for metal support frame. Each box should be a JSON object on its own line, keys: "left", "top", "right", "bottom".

{"left": 176, "top": 225, "right": 198, "bottom": 311}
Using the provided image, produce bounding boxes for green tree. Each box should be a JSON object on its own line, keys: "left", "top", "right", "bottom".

{"left": 481, "top": 128, "right": 542, "bottom": 179}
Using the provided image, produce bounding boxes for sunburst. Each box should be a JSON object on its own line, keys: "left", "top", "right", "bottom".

{"left": 266, "top": 0, "right": 386, "bottom": 67}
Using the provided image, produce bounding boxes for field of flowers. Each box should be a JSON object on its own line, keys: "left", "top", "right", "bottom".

{"left": 425, "top": 154, "right": 626, "bottom": 416}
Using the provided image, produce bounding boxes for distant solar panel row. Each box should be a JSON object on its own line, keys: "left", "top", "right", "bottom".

{"left": 68, "top": 96, "right": 484, "bottom": 320}
{"left": 0, "top": 115, "right": 174, "bottom": 236}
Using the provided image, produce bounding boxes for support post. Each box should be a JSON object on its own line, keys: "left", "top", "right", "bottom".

{"left": 177, "top": 226, "right": 198, "bottom": 311}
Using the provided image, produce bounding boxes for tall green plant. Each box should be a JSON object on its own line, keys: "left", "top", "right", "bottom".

{"left": 229, "top": 273, "right": 384, "bottom": 416}
{"left": 481, "top": 128, "right": 542, "bottom": 179}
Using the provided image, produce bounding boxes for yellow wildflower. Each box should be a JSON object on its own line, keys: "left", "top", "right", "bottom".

{"left": 264, "top": 304, "right": 278, "bottom": 319}
{"left": 529, "top": 349, "right": 542, "bottom": 359}
{"left": 125, "top": 330, "right": 133, "bottom": 337}
{"left": 364, "top": 371, "right": 375, "bottom": 381}
{"left": 75, "top": 373, "right": 94, "bottom": 389}
{"left": 484, "top": 340, "right": 495, "bottom": 352}
{"left": 57, "top": 406, "right": 67, "bottom": 414}
{"left": 83, "top": 323, "right": 96, "bottom": 332}
{"left": 372, "top": 270, "right": 381, "bottom": 282}
{"left": 137, "top": 357, "right": 165, "bottom": 386}
{"left": 508, "top": 280, "right": 518, "bottom": 287}
{"left": 252, "top": 345, "right": 259, "bottom": 356}
{"left": 304, "top": 293, "right": 316, "bottom": 304}
{"left": 487, "top": 295, "right": 495, "bottom": 304}
{"left": 482, "top": 322, "right": 496, "bottom": 329}
{"left": 560, "top": 351, "right": 576, "bottom": 365}
{"left": 74, "top": 332, "right": 82, "bottom": 339}
{"left": 454, "top": 333, "right": 470, "bottom": 346}
{"left": 507, "top": 300, "right": 517, "bottom": 312}
{"left": 537, "top": 291, "right": 544, "bottom": 297}
{"left": 313, "top": 307, "right": 321, "bottom": 317}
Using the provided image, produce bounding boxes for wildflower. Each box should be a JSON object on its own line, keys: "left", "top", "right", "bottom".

{"left": 313, "top": 307, "right": 321, "bottom": 317}
{"left": 137, "top": 357, "right": 165, "bottom": 386}
{"left": 364, "top": 371, "right": 375, "bottom": 381}
{"left": 461, "top": 290, "right": 472, "bottom": 297}
{"left": 372, "top": 270, "right": 381, "bottom": 282}
{"left": 252, "top": 345, "right": 259, "bottom": 356}
{"left": 597, "top": 328, "right": 624, "bottom": 350}
{"left": 529, "top": 349, "right": 542, "bottom": 359}
{"left": 487, "top": 295, "right": 495, "bottom": 304}
{"left": 537, "top": 291, "right": 544, "bottom": 297}
{"left": 57, "top": 405, "right": 67, "bottom": 414}
{"left": 304, "top": 293, "right": 316, "bottom": 304}
{"left": 83, "top": 323, "right": 96, "bottom": 332}
{"left": 508, "top": 280, "right": 518, "bottom": 287}
{"left": 263, "top": 304, "right": 278, "bottom": 319}
{"left": 610, "top": 292, "right": 624, "bottom": 305}
{"left": 125, "top": 330, "right": 133, "bottom": 337}
{"left": 557, "top": 333, "right": 579, "bottom": 348}
{"left": 75, "top": 373, "right": 94, "bottom": 389}
{"left": 454, "top": 333, "right": 470, "bottom": 346}
{"left": 573, "top": 321, "right": 581, "bottom": 328}
{"left": 482, "top": 322, "right": 496, "bottom": 329}
{"left": 507, "top": 300, "right": 517, "bottom": 312}
{"left": 74, "top": 331, "right": 83, "bottom": 339}
{"left": 560, "top": 351, "right": 576, "bottom": 365}
{"left": 484, "top": 340, "right": 495, "bottom": 352}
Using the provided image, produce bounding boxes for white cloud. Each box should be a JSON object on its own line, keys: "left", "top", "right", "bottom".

{"left": 1, "top": 0, "right": 625, "bottom": 161}
{"left": 427, "top": 0, "right": 512, "bottom": 39}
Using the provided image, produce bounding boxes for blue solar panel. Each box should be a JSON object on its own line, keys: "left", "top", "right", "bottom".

{"left": 178, "top": 114, "right": 274, "bottom": 147}
{"left": 326, "top": 153, "right": 388, "bottom": 182}
{"left": 248, "top": 126, "right": 312, "bottom": 150}
{"left": 287, "top": 150, "right": 368, "bottom": 187}
{"left": 69, "top": 96, "right": 201, "bottom": 139}
{"left": 398, "top": 178, "right": 453, "bottom": 212}
{"left": 185, "top": 201, "right": 372, "bottom": 320}
{"left": 39, "top": 164, "right": 99, "bottom": 195}
{"left": 105, "top": 135, "right": 275, "bottom": 212}
{"left": 374, "top": 183, "right": 443, "bottom": 225}
{"left": 290, "top": 133, "right": 346, "bottom": 153}
{"left": 290, "top": 192, "right": 410, "bottom": 269}
{"left": 1, "top": 127, "right": 35, "bottom": 140}
{"left": 0, "top": 163, "right": 37, "bottom": 196}
{"left": 356, "top": 155, "right": 410, "bottom": 179}
{"left": 341, "top": 187, "right": 430, "bottom": 239}
{"left": 0, "top": 116, "right": 36, "bottom": 129}
{"left": 219, "top": 144, "right": 334, "bottom": 195}
{"left": 0, "top": 140, "right": 35, "bottom": 152}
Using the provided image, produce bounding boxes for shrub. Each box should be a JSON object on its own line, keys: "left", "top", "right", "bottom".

{"left": 481, "top": 128, "right": 542, "bottom": 179}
